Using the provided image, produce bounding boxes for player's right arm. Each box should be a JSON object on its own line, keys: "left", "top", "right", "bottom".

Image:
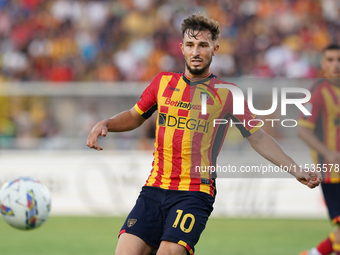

{"left": 247, "top": 128, "right": 322, "bottom": 188}
{"left": 87, "top": 107, "right": 145, "bottom": 151}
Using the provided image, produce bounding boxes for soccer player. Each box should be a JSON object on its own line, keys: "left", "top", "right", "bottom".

{"left": 298, "top": 44, "right": 340, "bottom": 255}
{"left": 87, "top": 14, "right": 321, "bottom": 255}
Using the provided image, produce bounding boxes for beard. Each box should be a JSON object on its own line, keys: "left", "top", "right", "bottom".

{"left": 185, "top": 56, "right": 212, "bottom": 76}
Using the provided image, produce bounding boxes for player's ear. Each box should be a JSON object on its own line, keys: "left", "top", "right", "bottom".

{"left": 180, "top": 43, "right": 184, "bottom": 55}
{"left": 212, "top": 44, "right": 219, "bottom": 56}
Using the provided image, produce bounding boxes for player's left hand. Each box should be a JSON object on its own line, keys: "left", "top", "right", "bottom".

{"left": 295, "top": 169, "right": 322, "bottom": 189}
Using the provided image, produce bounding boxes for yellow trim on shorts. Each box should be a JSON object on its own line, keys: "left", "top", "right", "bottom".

{"left": 178, "top": 240, "right": 194, "bottom": 254}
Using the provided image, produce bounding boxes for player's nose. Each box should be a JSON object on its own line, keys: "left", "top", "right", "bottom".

{"left": 192, "top": 45, "right": 200, "bottom": 56}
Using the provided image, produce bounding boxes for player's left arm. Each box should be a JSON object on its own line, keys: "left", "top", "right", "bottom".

{"left": 246, "top": 128, "right": 322, "bottom": 188}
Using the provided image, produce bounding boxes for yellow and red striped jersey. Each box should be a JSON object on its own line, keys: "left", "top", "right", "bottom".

{"left": 299, "top": 79, "right": 340, "bottom": 183}
{"left": 135, "top": 72, "right": 261, "bottom": 196}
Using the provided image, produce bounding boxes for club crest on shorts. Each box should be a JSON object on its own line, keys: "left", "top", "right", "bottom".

{"left": 127, "top": 219, "right": 137, "bottom": 227}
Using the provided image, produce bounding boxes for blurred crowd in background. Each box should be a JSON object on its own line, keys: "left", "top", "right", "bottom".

{"left": 1, "top": 0, "right": 340, "bottom": 149}
{"left": 1, "top": 0, "right": 340, "bottom": 81}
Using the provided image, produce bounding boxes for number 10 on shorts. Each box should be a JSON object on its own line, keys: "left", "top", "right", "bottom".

{"left": 172, "top": 209, "right": 196, "bottom": 233}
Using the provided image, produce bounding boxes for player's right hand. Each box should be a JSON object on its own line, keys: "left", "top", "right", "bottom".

{"left": 87, "top": 121, "right": 108, "bottom": 151}
{"left": 295, "top": 169, "right": 322, "bottom": 189}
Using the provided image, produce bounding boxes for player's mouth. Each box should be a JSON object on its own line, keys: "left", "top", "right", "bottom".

{"left": 191, "top": 58, "right": 203, "bottom": 67}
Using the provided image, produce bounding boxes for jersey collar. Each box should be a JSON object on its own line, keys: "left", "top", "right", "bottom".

{"left": 182, "top": 72, "right": 215, "bottom": 86}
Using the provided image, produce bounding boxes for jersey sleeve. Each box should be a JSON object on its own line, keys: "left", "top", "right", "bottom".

{"left": 222, "top": 86, "right": 261, "bottom": 137}
{"left": 134, "top": 73, "right": 162, "bottom": 119}
{"left": 230, "top": 98, "right": 262, "bottom": 137}
{"left": 298, "top": 86, "right": 324, "bottom": 130}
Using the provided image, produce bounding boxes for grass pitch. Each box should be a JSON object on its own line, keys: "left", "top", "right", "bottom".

{"left": 0, "top": 217, "right": 331, "bottom": 255}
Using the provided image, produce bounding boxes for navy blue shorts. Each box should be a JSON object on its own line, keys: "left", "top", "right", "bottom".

{"left": 119, "top": 186, "right": 215, "bottom": 254}
{"left": 321, "top": 183, "right": 340, "bottom": 224}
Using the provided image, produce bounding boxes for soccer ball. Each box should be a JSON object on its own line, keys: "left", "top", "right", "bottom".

{"left": 0, "top": 177, "right": 51, "bottom": 230}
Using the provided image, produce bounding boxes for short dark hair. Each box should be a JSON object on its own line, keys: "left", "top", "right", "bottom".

{"left": 181, "top": 14, "right": 220, "bottom": 42}
{"left": 324, "top": 44, "right": 340, "bottom": 52}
